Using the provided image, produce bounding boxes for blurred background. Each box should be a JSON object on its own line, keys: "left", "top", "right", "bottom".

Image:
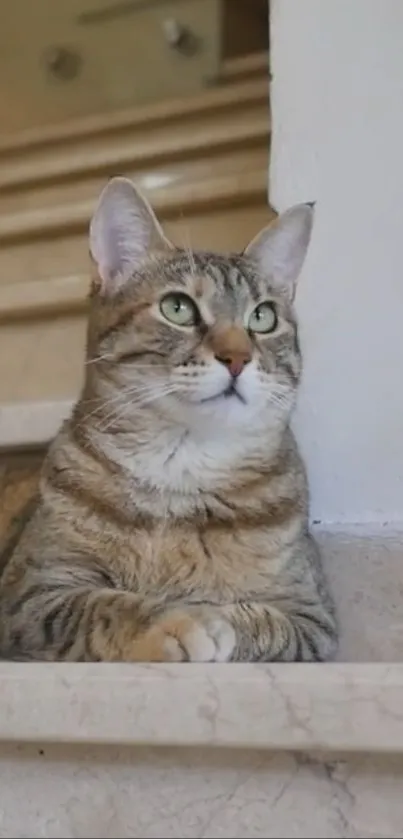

{"left": 0, "top": 0, "right": 270, "bottom": 406}
{"left": 0, "top": 0, "right": 270, "bottom": 541}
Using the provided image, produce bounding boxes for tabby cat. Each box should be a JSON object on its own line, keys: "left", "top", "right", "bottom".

{"left": 0, "top": 177, "right": 337, "bottom": 662}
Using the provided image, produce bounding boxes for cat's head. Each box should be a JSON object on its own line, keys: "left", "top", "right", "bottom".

{"left": 85, "top": 177, "right": 314, "bottom": 434}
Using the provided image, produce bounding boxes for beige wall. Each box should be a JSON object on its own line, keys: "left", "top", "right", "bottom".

{"left": 270, "top": 0, "right": 403, "bottom": 526}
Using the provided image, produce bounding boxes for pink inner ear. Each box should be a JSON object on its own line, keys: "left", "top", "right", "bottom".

{"left": 244, "top": 204, "right": 314, "bottom": 295}
{"left": 89, "top": 177, "right": 174, "bottom": 296}
{"left": 89, "top": 194, "right": 149, "bottom": 291}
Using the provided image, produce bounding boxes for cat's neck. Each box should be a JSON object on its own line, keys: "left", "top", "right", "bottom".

{"left": 86, "top": 406, "right": 287, "bottom": 496}
{"left": 53, "top": 401, "right": 297, "bottom": 521}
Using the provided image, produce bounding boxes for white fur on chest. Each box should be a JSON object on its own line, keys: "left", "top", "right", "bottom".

{"left": 96, "top": 405, "right": 284, "bottom": 517}
{"left": 129, "top": 426, "right": 257, "bottom": 493}
{"left": 103, "top": 417, "right": 273, "bottom": 498}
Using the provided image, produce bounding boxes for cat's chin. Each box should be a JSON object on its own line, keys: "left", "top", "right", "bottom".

{"left": 153, "top": 381, "right": 295, "bottom": 432}
{"left": 182, "top": 390, "right": 268, "bottom": 431}
{"left": 199, "top": 385, "right": 246, "bottom": 406}
{"left": 200, "top": 385, "right": 296, "bottom": 430}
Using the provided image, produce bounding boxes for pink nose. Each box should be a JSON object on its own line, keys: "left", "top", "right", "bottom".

{"left": 215, "top": 352, "right": 251, "bottom": 378}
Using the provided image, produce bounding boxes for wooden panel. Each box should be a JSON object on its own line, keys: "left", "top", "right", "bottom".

{"left": 0, "top": 69, "right": 269, "bottom": 285}
{"left": 0, "top": 51, "right": 268, "bottom": 157}
{"left": 222, "top": 0, "right": 268, "bottom": 59}
{"left": 0, "top": 0, "right": 221, "bottom": 134}
{"left": 0, "top": 101, "right": 267, "bottom": 198}
{"left": 0, "top": 50, "right": 271, "bottom": 421}
{"left": 0, "top": 164, "right": 269, "bottom": 287}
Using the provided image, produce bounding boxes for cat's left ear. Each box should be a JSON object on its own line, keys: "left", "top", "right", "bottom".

{"left": 89, "top": 176, "right": 173, "bottom": 295}
{"left": 244, "top": 203, "right": 315, "bottom": 300}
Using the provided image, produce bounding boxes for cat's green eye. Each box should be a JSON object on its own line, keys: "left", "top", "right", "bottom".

{"left": 160, "top": 293, "right": 199, "bottom": 327}
{"left": 248, "top": 302, "right": 277, "bottom": 334}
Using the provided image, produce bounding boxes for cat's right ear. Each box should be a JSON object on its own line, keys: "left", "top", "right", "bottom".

{"left": 89, "top": 177, "right": 173, "bottom": 295}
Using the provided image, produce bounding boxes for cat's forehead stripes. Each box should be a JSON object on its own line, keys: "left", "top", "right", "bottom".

{"left": 162, "top": 251, "right": 262, "bottom": 302}
{"left": 96, "top": 250, "right": 274, "bottom": 344}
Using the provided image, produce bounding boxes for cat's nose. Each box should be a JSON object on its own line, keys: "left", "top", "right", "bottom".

{"left": 214, "top": 351, "right": 252, "bottom": 378}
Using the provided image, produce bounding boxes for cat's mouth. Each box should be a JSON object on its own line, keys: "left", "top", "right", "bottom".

{"left": 201, "top": 381, "right": 246, "bottom": 405}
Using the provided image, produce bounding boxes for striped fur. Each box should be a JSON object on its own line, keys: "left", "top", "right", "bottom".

{"left": 0, "top": 180, "right": 337, "bottom": 662}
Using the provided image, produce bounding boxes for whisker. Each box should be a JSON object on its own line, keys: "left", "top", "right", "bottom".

{"left": 85, "top": 356, "right": 165, "bottom": 368}
{"left": 98, "top": 386, "right": 173, "bottom": 422}
{"left": 84, "top": 354, "right": 113, "bottom": 366}
{"left": 97, "top": 386, "right": 178, "bottom": 434}
{"left": 76, "top": 381, "right": 170, "bottom": 427}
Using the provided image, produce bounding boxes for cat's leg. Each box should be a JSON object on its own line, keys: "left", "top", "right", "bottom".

{"left": 206, "top": 598, "right": 337, "bottom": 662}
{"left": 150, "top": 538, "right": 337, "bottom": 662}
{"left": 0, "top": 584, "right": 155, "bottom": 661}
{"left": 0, "top": 566, "right": 235, "bottom": 662}
{"left": 145, "top": 596, "right": 336, "bottom": 663}
{"left": 0, "top": 579, "right": 335, "bottom": 661}
{"left": 218, "top": 534, "right": 338, "bottom": 661}
{"left": 0, "top": 537, "right": 336, "bottom": 662}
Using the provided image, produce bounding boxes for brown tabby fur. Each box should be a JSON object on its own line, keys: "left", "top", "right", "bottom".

{"left": 0, "top": 179, "right": 337, "bottom": 662}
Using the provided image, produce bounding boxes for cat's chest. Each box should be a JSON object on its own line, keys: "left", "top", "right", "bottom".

{"left": 116, "top": 519, "right": 280, "bottom": 602}
{"left": 120, "top": 427, "right": 258, "bottom": 496}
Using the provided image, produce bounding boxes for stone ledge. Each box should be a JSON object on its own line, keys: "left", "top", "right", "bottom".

{"left": 0, "top": 662, "right": 402, "bottom": 753}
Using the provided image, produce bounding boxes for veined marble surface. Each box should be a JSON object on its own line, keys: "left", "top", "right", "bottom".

{"left": 0, "top": 743, "right": 402, "bottom": 839}
{"left": 0, "top": 661, "right": 402, "bottom": 753}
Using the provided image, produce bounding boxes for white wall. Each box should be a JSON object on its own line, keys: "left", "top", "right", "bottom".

{"left": 270, "top": 0, "right": 403, "bottom": 525}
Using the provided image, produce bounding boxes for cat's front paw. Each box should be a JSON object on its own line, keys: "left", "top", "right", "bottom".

{"left": 154, "top": 606, "right": 236, "bottom": 662}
